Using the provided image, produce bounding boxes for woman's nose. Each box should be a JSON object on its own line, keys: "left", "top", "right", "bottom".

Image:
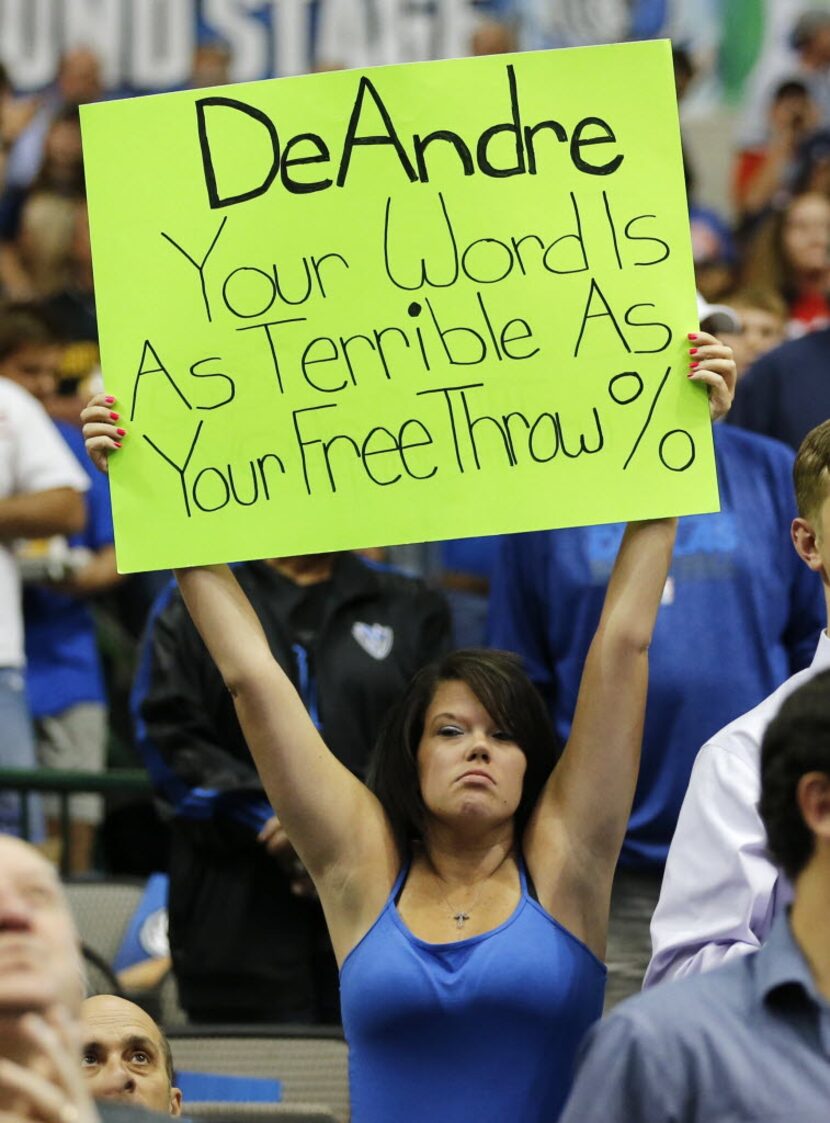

{"left": 466, "top": 737, "right": 491, "bottom": 761}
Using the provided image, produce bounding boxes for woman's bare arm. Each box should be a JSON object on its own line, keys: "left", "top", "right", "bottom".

{"left": 173, "top": 562, "right": 395, "bottom": 878}
{"left": 81, "top": 395, "right": 399, "bottom": 956}
{"left": 524, "top": 517, "right": 676, "bottom": 945}
{"left": 525, "top": 334, "right": 735, "bottom": 954}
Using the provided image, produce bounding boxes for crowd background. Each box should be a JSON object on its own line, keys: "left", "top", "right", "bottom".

{"left": 2, "top": 0, "right": 830, "bottom": 1027}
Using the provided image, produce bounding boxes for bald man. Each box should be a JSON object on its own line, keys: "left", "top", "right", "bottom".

{"left": 0, "top": 834, "right": 168, "bottom": 1123}
{"left": 80, "top": 996, "right": 181, "bottom": 1115}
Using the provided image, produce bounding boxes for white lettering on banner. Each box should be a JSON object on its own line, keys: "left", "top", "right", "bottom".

{"left": 64, "top": 0, "right": 124, "bottom": 87}
{"left": 274, "top": 0, "right": 305, "bottom": 78}
{"left": 2, "top": 0, "right": 57, "bottom": 89}
{"left": 203, "top": 0, "right": 269, "bottom": 82}
{"left": 130, "top": 0, "right": 194, "bottom": 88}
{"left": 0, "top": 0, "right": 315, "bottom": 92}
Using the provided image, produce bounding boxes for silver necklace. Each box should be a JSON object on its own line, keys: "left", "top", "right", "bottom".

{"left": 435, "top": 878, "right": 487, "bottom": 929}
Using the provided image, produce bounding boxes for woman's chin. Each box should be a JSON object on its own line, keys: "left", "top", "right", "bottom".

{"left": 440, "top": 795, "right": 515, "bottom": 831}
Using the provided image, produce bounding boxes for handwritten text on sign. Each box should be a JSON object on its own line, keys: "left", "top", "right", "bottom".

{"left": 81, "top": 41, "right": 716, "bottom": 572}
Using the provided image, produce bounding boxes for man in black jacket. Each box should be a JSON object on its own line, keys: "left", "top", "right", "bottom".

{"left": 132, "top": 550, "right": 451, "bottom": 1023}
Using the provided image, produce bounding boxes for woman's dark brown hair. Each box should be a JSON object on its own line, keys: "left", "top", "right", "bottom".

{"left": 367, "top": 648, "right": 561, "bottom": 856}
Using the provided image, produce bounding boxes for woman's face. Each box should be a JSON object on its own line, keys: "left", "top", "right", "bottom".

{"left": 416, "top": 679, "right": 527, "bottom": 830}
{"left": 782, "top": 193, "right": 830, "bottom": 275}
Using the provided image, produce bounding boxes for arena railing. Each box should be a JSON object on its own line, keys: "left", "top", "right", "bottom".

{"left": 0, "top": 767, "right": 152, "bottom": 875}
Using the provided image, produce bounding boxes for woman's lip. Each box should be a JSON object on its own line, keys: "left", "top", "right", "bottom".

{"left": 458, "top": 770, "right": 494, "bottom": 783}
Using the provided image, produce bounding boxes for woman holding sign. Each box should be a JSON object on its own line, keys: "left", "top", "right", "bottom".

{"left": 82, "top": 332, "right": 735, "bottom": 1123}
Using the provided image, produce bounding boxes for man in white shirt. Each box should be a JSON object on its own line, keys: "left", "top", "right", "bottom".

{"left": 0, "top": 375, "right": 87, "bottom": 834}
{"left": 646, "top": 417, "right": 830, "bottom": 986}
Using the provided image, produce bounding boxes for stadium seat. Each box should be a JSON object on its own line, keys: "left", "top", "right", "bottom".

{"left": 186, "top": 1104, "right": 339, "bottom": 1123}
{"left": 168, "top": 1028, "right": 349, "bottom": 1123}
{"left": 64, "top": 878, "right": 146, "bottom": 967}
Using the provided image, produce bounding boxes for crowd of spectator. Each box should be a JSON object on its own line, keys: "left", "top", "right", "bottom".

{"left": 2, "top": 3, "right": 830, "bottom": 1121}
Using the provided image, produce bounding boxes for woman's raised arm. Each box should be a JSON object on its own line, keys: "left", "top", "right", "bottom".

{"left": 80, "top": 394, "right": 399, "bottom": 955}
{"left": 524, "top": 332, "right": 736, "bottom": 956}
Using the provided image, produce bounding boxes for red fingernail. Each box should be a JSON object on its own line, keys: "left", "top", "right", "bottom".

{"left": 113, "top": 441, "right": 121, "bottom": 448}
{"left": 116, "top": 428, "right": 126, "bottom": 436}
{"left": 105, "top": 396, "right": 116, "bottom": 404}
{"left": 109, "top": 411, "right": 119, "bottom": 420}
{"left": 688, "top": 332, "right": 698, "bottom": 339}
{"left": 690, "top": 361, "right": 699, "bottom": 369}
{"left": 689, "top": 348, "right": 698, "bottom": 355}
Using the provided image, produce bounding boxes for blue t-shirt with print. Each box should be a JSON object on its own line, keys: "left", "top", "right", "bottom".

{"left": 24, "top": 420, "right": 112, "bottom": 717}
{"left": 489, "top": 425, "right": 825, "bottom": 868}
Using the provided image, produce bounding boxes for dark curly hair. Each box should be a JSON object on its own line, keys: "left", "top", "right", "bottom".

{"left": 366, "top": 648, "right": 561, "bottom": 857}
{"left": 760, "top": 668, "right": 830, "bottom": 881}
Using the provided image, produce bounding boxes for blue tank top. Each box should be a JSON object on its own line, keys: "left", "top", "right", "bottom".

{"left": 340, "top": 858, "right": 606, "bottom": 1123}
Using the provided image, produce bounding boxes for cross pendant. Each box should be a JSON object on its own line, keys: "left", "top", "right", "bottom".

{"left": 453, "top": 912, "right": 470, "bottom": 929}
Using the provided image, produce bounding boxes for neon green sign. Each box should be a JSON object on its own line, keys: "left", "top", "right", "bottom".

{"left": 81, "top": 40, "right": 715, "bottom": 572}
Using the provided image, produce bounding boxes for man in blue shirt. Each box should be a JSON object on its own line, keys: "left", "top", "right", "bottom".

{"left": 489, "top": 422, "right": 824, "bottom": 1002}
{"left": 491, "top": 424, "right": 823, "bottom": 869}
{"left": 559, "top": 669, "right": 830, "bottom": 1123}
{"left": 728, "top": 327, "right": 830, "bottom": 452}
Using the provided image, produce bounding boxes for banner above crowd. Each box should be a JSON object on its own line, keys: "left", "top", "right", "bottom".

{"left": 1, "top": 0, "right": 805, "bottom": 107}
{"left": 81, "top": 40, "right": 717, "bottom": 572}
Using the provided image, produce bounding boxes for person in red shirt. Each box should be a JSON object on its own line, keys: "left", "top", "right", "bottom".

{"left": 733, "top": 79, "right": 819, "bottom": 223}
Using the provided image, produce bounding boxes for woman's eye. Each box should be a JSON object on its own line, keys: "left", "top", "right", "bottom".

{"left": 493, "top": 730, "right": 514, "bottom": 742}
{"left": 438, "top": 726, "right": 461, "bottom": 736}
{"left": 81, "top": 1054, "right": 97, "bottom": 1067}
